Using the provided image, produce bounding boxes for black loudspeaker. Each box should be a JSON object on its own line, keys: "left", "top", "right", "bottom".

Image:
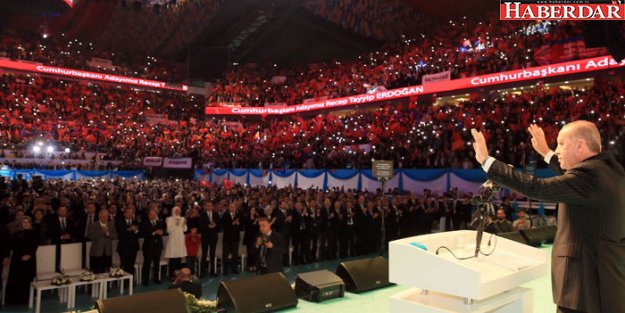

{"left": 335, "top": 256, "right": 393, "bottom": 293}
{"left": 217, "top": 272, "right": 298, "bottom": 313}
{"left": 520, "top": 226, "right": 557, "bottom": 246}
{"left": 96, "top": 289, "right": 188, "bottom": 313}
{"left": 294, "top": 269, "right": 345, "bottom": 302}
{"left": 498, "top": 231, "right": 526, "bottom": 244}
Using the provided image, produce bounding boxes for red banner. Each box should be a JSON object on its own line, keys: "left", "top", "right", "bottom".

{"left": 0, "top": 58, "right": 188, "bottom": 92}
{"left": 205, "top": 55, "right": 625, "bottom": 116}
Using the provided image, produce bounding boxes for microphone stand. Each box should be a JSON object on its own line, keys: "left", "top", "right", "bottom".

{"left": 472, "top": 181, "right": 498, "bottom": 258}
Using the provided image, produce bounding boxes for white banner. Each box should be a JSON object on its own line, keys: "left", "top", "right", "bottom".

{"left": 163, "top": 158, "right": 192, "bottom": 169}
{"left": 422, "top": 70, "right": 451, "bottom": 85}
{"left": 143, "top": 157, "right": 163, "bottom": 167}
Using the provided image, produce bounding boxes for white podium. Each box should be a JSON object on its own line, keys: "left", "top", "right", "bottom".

{"left": 389, "top": 230, "right": 548, "bottom": 313}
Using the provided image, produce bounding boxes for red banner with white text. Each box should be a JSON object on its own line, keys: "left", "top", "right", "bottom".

{"left": 0, "top": 58, "right": 188, "bottom": 92}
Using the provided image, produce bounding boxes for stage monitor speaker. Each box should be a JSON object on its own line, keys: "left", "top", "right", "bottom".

{"left": 335, "top": 256, "right": 392, "bottom": 293}
{"left": 520, "top": 226, "right": 557, "bottom": 246}
{"left": 217, "top": 272, "right": 298, "bottom": 313}
{"left": 294, "top": 269, "right": 345, "bottom": 302}
{"left": 96, "top": 289, "right": 188, "bottom": 313}
{"left": 498, "top": 231, "right": 527, "bottom": 244}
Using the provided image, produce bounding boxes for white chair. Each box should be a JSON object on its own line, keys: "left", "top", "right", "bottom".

{"left": 134, "top": 238, "right": 144, "bottom": 284}
{"left": 237, "top": 231, "right": 247, "bottom": 271}
{"left": 215, "top": 233, "right": 224, "bottom": 274}
{"left": 158, "top": 236, "right": 169, "bottom": 281}
{"left": 60, "top": 243, "right": 87, "bottom": 276}
{"left": 111, "top": 240, "right": 120, "bottom": 267}
{"left": 1, "top": 254, "right": 10, "bottom": 305}
{"left": 36, "top": 245, "right": 57, "bottom": 280}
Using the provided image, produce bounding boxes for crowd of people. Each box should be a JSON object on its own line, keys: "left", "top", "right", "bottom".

{"left": 0, "top": 34, "right": 187, "bottom": 84}
{"left": 207, "top": 19, "right": 586, "bottom": 107}
{"left": 0, "top": 175, "right": 538, "bottom": 304}
{"left": 1, "top": 66, "right": 623, "bottom": 170}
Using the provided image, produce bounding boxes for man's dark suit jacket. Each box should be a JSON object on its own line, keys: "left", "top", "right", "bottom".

{"left": 486, "top": 152, "right": 625, "bottom": 313}
{"left": 169, "top": 280, "right": 202, "bottom": 299}
{"left": 116, "top": 219, "right": 140, "bottom": 255}
{"left": 47, "top": 215, "right": 75, "bottom": 244}
{"left": 221, "top": 212, "right": 241, "bottom": 244}
{"left": 256, "top": 231, "right": 285, "bottom": 274}
{"left": 198, "top": 210, "right": 221, "bottom": 243}
{"left": 140, "top": 219, "right": 164, "bottom": 254}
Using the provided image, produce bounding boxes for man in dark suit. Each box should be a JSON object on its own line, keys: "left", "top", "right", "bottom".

{"left": 116, "top": 206, "right": 140, "bottom": 276}
{"left": 221, "top": 202, "right": 241, "bottom": 275}
{"left": 291, "top": 201, "right": 312, "bottom": 264}
{"left": 47, "top": 206, "right": 75, "bottom": 245}
{"left": 471, "top": 121, "right": 625, "bottom": 313}
{"left": 75, "top": 202, "right": 98, "bottom": 242}
{"left": 141, "top": 208, "right": 164, "bottom": 286}
{"left": 169, "top": 266, "right": 202, "bottom": 299}
{"left": 198, "top": 201, "right": 220, "bottom": 277}
{"left": 339, "top": 200, "right": 357, "bottom": 258}
{"left": 255, "top": 217, "right": 285, "bottom": 275}
{"left": 274, "top": 200, "right": 292, "bottom": 266}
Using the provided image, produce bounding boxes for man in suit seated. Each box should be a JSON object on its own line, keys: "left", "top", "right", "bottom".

{"left": 255, "top": 217, "right": 285, "bottom": 275}
{"left": 168, "top": 265, "right": 202, "bottom": 299}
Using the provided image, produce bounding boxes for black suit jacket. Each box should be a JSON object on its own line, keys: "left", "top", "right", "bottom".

{"left": 75, "top": 213, "right": 98, "bottom": 241}
{"left": 140, "top": 219, "right": 164, "bottom": 254}
{"left": 47, "top": 215, "right": 75, "bottom": 244}
{"left": 116, "top": 219, "right": 140, "bottom": 254}
{"left": 486, "top": 152, "right": 625, "bottom": 313}
{"left": 256, "top": 231, "right": 285, "bottom": 274}
{"left": 198, "top": 210, "right": 221, "bottom": 242}
{"left": 221, "top": 212, "right": 241, "bottom": 244}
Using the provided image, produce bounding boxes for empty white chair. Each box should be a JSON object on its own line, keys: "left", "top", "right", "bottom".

{"left": 36, "top": 245, "right": 57, "bottom": 280}
{"left": 60, "top": 243, "right": 86, "bottom": 276}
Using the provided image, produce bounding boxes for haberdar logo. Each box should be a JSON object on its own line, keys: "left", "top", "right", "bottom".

{"left": 500, "top": 0, "right": 625, "bottom": 20}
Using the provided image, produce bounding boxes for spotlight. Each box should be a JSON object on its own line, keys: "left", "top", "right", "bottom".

{"left": 64, "top": 148, "right": 71, "bottom": 153}
{"left": 33, "top": 146, "right": 41, "bottom": 154}
{"left": 46, "top": 146, "right": 55, "bottom": 153}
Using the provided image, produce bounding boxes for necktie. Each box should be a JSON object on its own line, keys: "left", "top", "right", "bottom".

{"left": 61, "top": 218, "right": 66, "bottom": 233}
{"left": 348, "top": 208, "right": 353, "bottom": 225}
{"left": 127, "top": 219, "right": 131, "bottom": 226}
{"left": 208, "top": 211, "right": 212, "bottom": 222}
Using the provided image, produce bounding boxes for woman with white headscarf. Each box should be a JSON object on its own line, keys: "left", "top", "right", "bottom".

{"left": 164, "top": 206, "right": 187, "bottom": 278}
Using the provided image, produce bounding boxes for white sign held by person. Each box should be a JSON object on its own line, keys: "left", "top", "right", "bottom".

{"left": 422, "top": 70, "right": 451, "bottom": 85}
{"left": 163, "top": 158, "right": 193, "bottom": 169}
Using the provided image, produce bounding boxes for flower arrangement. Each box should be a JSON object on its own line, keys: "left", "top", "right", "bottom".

{"left": 184, "top": 292, "right": 218, "bottom": 313}
{"left": 51, "top": 272, "right": 71, "bottom": 285}
{"left": 109, "top": 266, "right": 125, "bottom": 278}
{"left": 80, "top": 271, "right": 96, "bottom": 282}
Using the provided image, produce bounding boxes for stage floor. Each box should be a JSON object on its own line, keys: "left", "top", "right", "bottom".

{"left": 0, "top": 246, "right": 555, "bottom": 313}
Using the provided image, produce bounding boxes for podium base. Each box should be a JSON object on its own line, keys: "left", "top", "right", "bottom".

{"left": 390, "top": 287, "right": 533, "bottom": 313}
